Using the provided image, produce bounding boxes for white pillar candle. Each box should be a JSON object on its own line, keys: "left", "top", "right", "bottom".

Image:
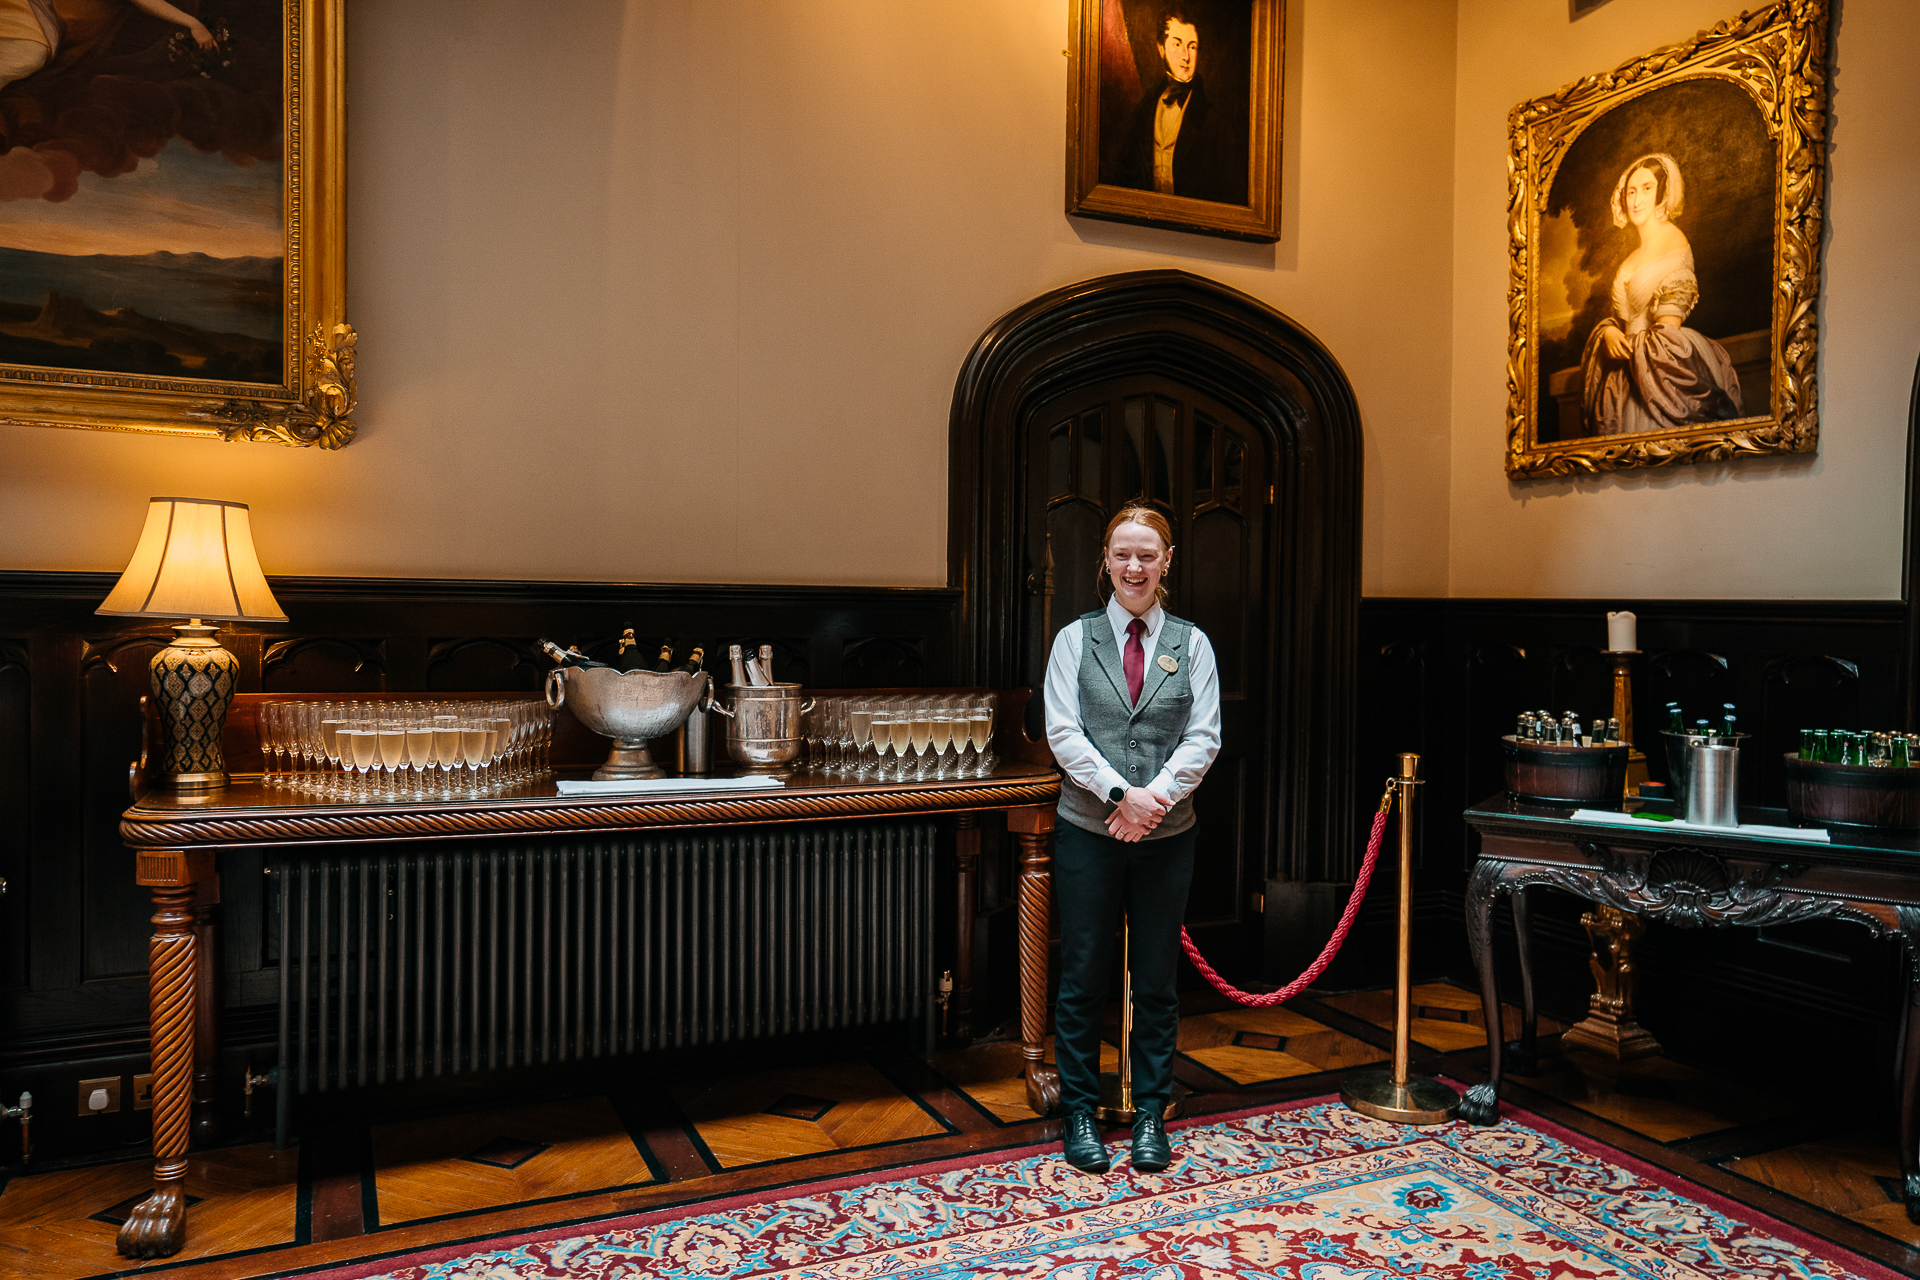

{"left": 1606, "top": 610, "right": 1637, "bottom": 652}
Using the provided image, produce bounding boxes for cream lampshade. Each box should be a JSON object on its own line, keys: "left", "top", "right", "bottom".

{"left": 98, "top": 498, "right": 287, "bottom": 790}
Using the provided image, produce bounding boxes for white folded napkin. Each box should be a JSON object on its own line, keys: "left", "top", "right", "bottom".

{"left": 1569, "top": 808, "right": 1830, "bottom": 844}
{"left": 555, "top": 776, "right": 786, "bottom": 796}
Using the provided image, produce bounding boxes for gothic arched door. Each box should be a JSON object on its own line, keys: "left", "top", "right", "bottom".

{"left": 950, "top": 269, "right": 1363, "bottom": 984}
{"left": 1024, "top": 376, "right": 1271, "bottom": 965}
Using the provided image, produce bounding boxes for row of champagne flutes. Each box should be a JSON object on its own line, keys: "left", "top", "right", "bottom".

{"left": 257, "top": 700, "right": 556, "bottom": 798}
{"left": 800, "top": 694, "right": 996, "bottom": 779}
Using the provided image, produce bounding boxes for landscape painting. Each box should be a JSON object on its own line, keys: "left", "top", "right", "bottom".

{"left": 0, "top": 0, "right": 285, "bottom": 385}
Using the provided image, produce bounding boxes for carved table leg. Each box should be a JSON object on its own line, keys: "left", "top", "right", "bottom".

{"left": 1562, "top": 905, "right": 1661, "bottom": 1061}
{"left": 1506, "top": 887, "right": 1539, "bottom": 1075}
{"left": 1459, "top": 858, "right": 1508, "bottom": 1125}
{"left": 951, "top": 814, "right": 979, "bottom": 1045}
{"left": 1007, "top": 806, "right": 1060, "bottom": 1116}
{"left": 1900, "top": 907, "right": 1920, "bottom": 1223}
{"left": 119, "top": 866, "right": 205, "bottom": 1259}
{"left": 190, "top": 874, "right": 222, "bottom": 1147}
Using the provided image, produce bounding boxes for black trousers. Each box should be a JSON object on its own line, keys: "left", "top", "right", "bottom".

{"left": 1052, "top": 818, "right": 1197, "bottom": 1116}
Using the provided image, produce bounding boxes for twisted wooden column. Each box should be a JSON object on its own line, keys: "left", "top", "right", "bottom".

{"left": 190, "top": 877, "right": 222, "bottom": 1146}
{"left": 951, "top": 814, "right": 980, "bottom": 1044}
{"left": 121, "top": 848, "right": 212, "bottom": 1259}
{"left": 1007, "top": 806, "right": 1059, "bottom": 1116}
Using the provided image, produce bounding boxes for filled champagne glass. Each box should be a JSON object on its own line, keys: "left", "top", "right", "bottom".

{"left": 849, "top": 699, "right": 874, "bottom": 776}
{"left": 377, "top": 720, "right": 407, "bottom": 795}
{"left": 909, "top": 702, "right": 933, "bottom": 779}
{"left": 405, "top": 720, "right": 435, "bottom": 797}
{"left": 969, "top": 696, "right": 995, "bottom": 774}
{"left": 888, "top": 699, "right": 913, "bottom": 779}
{"left": 319, "top": 712, "right": 345, "bottom": 795}
{"left": 432, "top": 716, "right": 462, "bottom": 794}
{"left": 929, "top": 703, "right": 953, "bottom": 778}
{"left": 870, "top": 705, "right": 894, "bottom": 781}
{"left": 460, "top": 722, "right": 491, "bottom": 792}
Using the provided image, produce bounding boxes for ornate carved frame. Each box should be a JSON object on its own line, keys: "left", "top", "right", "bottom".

{"left": 1504, "top": 1, "right": 1828, "bottom": 478}
{"left": 0, "top": 0, "right": 355, "bottom": 449}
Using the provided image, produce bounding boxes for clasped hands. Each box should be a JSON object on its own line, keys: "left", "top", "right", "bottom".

{"left": 1107, "top": 785, "right": 1171, "bottom": 843}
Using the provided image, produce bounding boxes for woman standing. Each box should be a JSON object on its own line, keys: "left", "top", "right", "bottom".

{"left": 1044, "top": 502, "right": 1221, "bottom": 1173}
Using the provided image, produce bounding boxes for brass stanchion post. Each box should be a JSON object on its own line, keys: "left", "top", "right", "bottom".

{"left": 1095, "top": 918, "right": 1188, "bottom": 1123}
{"left": 1340, "top": 753, "right": 1460, "bottom": 1124}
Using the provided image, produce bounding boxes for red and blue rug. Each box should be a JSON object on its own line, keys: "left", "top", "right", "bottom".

{"left": 337, "top": 1097, "right": 1898, "bottom": 1280}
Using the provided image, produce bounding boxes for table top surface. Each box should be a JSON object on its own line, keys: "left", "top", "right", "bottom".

{"left": 124, "top": 762, "right": 1062, "bottom": 850}
{"left": 1466, "top": 792, "right": 1920, "bottom": 862}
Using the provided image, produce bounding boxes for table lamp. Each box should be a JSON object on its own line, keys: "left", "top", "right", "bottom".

{"left": 96, "top": 497, "right": 287, "bottom": 791}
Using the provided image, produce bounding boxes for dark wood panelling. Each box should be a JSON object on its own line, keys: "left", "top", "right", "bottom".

{"left": 1353, "top": 594, "right": 1910, "bottom": 1089}
{"left": 0, "top": 571, "right": 962, "bottom": 1163}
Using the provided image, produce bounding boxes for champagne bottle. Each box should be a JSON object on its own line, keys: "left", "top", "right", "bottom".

{"left": 652, "top": 642, "right": 675, "bottom": 673}
{"left": 759, "top": 644, "right": 775, "bottom": 684}
{"left": 745, "top": 656, "right": 771, "bottom": 686}
{"left": 614, "top": 628, "right": 643, "bottom": 672}
{"left": 675, "top": 646, "right": 706, "bottom": 675}
{"left": 729, "top": 644, "right": 748, "bottom": 687}
{"left": 540, "top": 638, "right": 609, "bottom": 670}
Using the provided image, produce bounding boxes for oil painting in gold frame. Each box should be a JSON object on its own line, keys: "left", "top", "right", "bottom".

{"left": 1066, "top": 0, "right": 1283, "bottom": 243}
{"left": 1504, "top": 1, "right": 1826, "bottom": 478}
{"left": 0, "top": 0, "right": 352, "bottom": 448}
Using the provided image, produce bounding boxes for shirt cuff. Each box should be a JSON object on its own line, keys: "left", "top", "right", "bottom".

{"left": 1094, "top": 765, "right": 1129, "bottom": 801}
{"left": 1148, "top": 769, "right": 1180, "bottom": 803}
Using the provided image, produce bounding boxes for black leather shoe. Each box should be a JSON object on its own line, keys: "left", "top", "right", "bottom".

{"left": 1061, "top": 1109, "right": 1110, "bottom": 1173}
{"left": 1130, "top": 1103, "right": 1172, "bottom": 1172}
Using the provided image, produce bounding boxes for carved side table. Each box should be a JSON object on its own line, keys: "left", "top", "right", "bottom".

{"left": 1461, "top": 796, "right": 1920, "bottom": 1224}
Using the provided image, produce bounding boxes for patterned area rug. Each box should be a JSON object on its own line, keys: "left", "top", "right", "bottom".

{"left": 336, "top": 1098, "right": 1897, "bottom": 1280}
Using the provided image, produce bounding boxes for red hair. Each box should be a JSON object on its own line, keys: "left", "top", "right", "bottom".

{"left": 1098, "top": 503, "right": 1174, "bottom": 604}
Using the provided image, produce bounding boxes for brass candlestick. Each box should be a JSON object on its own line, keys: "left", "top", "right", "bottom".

{"left": 1341, "top": 754, "right": 1459, "bottom": 1125}
{"left": 1606, "top": 650, "right": 1650, "bottom": 796}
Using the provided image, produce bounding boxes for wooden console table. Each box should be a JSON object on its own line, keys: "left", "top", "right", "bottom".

{"left": 1461, "top": 794, "right": 1920, "bottom": 1223}
{"left": 115, "top": 692, "right": 1062, "bottom": 1259}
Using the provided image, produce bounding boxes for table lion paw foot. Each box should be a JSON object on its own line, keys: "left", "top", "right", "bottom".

{"left": 1905, "top": 1174, "right": 1920, "bottom": 1225}
{"left": 1504, "top": 1039, "right": 1539, "bottom": 1076}
{"left": 1457, "top": 1082, "right": 1501, "bottom": 1126}
{"left": 1025, "top": 1063, "right": 1061, "bottom": 1117}
{"left": 116, "top": 1186, "right": 186, "bottom": 1259}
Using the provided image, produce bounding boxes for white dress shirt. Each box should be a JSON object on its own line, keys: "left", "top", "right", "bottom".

{"left": 1044, "top": 595, "right": 1222, "bottom": 806}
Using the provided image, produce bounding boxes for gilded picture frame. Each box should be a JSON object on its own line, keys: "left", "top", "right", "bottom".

{"left": 0, "top": 0, "right": 353, "bottom": 449}
{"left": 1504, "top": 1, "right": 1827, "bottom": 478}
{"left": 1066, "top": 0, "right": 1283, "bottom": 243}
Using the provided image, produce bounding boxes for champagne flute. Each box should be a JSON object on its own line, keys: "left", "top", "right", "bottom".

{"left": 350, "top": 723, "right": 380, "bottom": 796}
{"left": 870, "top": 704, "right": 893, "bottom": 781}
{"left": 432, "top": 715, "right": 462, "bottom": 795}
{"left": 929, "top": 701, "right": 953, "bottom": 778}
{"left": 377, "top": 719, "right": 407, "bottom": 795}
{"left": 849, "top": 699, "right": 873, "bottom": 777}
{"left": 969, "top": 695, "right": 995, "bottom": 774}
{"left": 490, "top": 714, "right": 513, "bottom": 789}
{"left": 319, "top": 709, "right": 345, "bottom": 795}
{"left": 460, "top": 721, "right": 491, "bottom": 793}
{"left": 405, "top": 716, "right": 436, "bottom": 797}
{"left": 909, "top": 701, "right": 933, "bottom": 779}
{"left": 888, "top": 698, "right": 913, "bottom": 780}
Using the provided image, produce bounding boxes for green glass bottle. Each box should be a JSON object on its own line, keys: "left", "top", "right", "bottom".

{"left": 1721, "top": 703, "right": 1737, "bottom": 737}
{"left": 1666, "top": 704, "right": 1685, "bottom": 734}
{"left": 1799, "top": 729, "right": 1815, "bottom": 760}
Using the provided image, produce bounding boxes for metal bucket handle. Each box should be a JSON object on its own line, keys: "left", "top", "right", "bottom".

{"left": 545, "top": 667, "right": 567, "bottom": 710}
{"left": 705, "top": 684, "right": 812, "bottom": 718}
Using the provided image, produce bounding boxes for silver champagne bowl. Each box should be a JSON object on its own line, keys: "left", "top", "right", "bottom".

{"left": 545, "top": 665, "right": 712, "bottom": 780}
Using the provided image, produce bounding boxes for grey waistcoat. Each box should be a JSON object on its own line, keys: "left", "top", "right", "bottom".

{"left": 1057, "top": 608, "right": 1197, "bottom": 839}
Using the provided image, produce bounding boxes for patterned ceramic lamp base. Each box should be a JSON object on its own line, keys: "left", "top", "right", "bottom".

{"left": 150, "top": 623, "right": 238, "bottom": 790}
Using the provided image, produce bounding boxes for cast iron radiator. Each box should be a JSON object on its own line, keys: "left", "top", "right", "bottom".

{"left": 268, "top": 820, "right": 935, "bottom": 1127}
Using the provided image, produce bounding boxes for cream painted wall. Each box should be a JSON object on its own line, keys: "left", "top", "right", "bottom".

{"left": 0, "top": 0, "right": 1458, "bottom": 594}
{"left": 1446, "top": 0, "right": 1920, "bottom": 600}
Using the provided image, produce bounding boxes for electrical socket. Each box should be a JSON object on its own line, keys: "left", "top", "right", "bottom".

{"left": 132, "top": 1073, "right": 154, "bottom": 1110}
{"left": 78, "top": 1076, "right": 121, "bottom": 1116}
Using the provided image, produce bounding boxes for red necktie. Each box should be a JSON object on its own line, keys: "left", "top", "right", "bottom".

{"left": 1124, "top": 617, "right": 1146, "bottom": 706}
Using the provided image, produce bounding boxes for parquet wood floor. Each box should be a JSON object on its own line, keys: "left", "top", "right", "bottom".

{"left": 5, "top": 981, "right": 1915, "bottom": 1280}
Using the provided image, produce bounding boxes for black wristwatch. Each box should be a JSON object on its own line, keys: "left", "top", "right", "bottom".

{"left": 1108, "top": 785, "right": 1126, "bottom": 803}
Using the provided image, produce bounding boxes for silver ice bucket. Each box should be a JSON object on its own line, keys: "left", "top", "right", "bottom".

{"left": 1661, "top": 731, "right": 1747, "bottom": 816}
{"left": 714, "top": 683, "right": 812, "bottom": 771}
{"left": 546, "top": 665, "right": 712, "bottom": 780}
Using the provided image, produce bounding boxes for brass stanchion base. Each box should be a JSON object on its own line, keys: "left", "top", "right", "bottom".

{"left": 1093, "top": 1075, "right": 1187, "bottom": 1125}
{"left": 1339, "top": 1070, "right": 1460, "bottom": 1125}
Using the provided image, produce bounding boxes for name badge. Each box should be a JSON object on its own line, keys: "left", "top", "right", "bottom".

{"left": 1158, "top": 654, "right": 1179, "bottom": 673}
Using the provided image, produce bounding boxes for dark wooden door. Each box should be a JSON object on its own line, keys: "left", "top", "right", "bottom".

{"left": 1022, "top": 374, "right": 1270, "bottom": 968}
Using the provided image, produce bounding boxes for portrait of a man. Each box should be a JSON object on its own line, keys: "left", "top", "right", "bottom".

{"left": 1067, "top": 0, "right": 1276, "bottom": 242}
{"left": 1101, "top": 5, "right": 1247, "bottom": 206}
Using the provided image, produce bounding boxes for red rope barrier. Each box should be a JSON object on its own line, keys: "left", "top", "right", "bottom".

{"left": 1179, "top": 786, "right": 1394, "bottom": 1007}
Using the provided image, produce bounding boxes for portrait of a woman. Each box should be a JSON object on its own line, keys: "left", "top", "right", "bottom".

{"left": 1579, "top": 152, "right": 1744, "bottom": 437}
